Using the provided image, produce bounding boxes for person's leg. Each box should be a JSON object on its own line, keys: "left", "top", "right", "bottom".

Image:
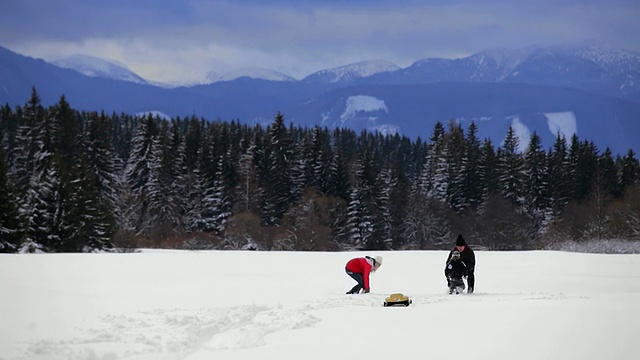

{"left": 346, "top": 269, "right": 364, "bottom": 294}
{"left": 467, "top": 271, "right": 475, "bottom": 293}
{"left": 450, "top": 277, "right": 464, "bottom": 294}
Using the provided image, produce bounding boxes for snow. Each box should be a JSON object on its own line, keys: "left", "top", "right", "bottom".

{"left": 306, "top": 60, "right": 400, "bottom": 83}
{"left": 574, "top": 46, "right": 640, "bottom": 71}
{"left": 52, "top": 55, "right": 148, "bottom": 84}
{"left": 340, "top": 95, "right": 388, "bottom": 123}
{"left": 545, "top": 111, "right": 577, "bottom": 140}
{"left": 370, "top": 124, "right": 400, "bottom": 136}
{"left": 470, "top": 48, "right": 533, "bottom": 81}
{"left": 1, "top": 250, "right": 638, "bottom": 360}
{"left": 474, "top": 48, "right": 532, "bottom": 72}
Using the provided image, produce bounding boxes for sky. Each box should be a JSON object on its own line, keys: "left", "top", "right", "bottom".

{"left": 1, "top": 249, "right": 637, "bottom": 360}
{"left": 1, "top": 0, "right": 639, "bottom": 84}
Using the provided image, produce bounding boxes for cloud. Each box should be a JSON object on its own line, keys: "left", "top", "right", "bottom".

{"left": 2, "top": 0, "right": 639, "bottom": 83}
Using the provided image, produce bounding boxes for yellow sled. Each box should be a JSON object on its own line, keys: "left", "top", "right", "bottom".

{"left": 383, "top": 293, "right": 412, "bottom": 307}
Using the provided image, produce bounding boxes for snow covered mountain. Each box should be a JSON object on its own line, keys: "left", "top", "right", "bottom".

{"left": 303, "top": 60, "right": 400, "bottom": 84}
{"left": 2, "top": 44, "right": 640, "bottom": 156}
{"left": 51, "top": 55, "right": 148, "bottom": 84}
{"left": 367, "top": 46, "right": 640, "bottom": 102}
{"left": 207, "top": 67, "right": 297, "bottom": 83}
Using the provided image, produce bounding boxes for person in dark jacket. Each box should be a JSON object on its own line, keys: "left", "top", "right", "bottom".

{"left": 445, "top": 250, "right": 467, "bottom": 294}
{"left": 445, "top": 234, "right": 476, "bottom": 293}
{"left": 345, "top": 255, "right": 382, "bottom": 294}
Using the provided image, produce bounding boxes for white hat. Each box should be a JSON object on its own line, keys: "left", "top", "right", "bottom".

{"left": 374, "top": 256, "right": 383, "bottom": 266}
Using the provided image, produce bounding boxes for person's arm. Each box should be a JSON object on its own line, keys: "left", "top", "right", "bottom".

{"left": 467, "top": 249, "right": 476, "bottom": 272}
{"left": 444, "top": 262, "right": 452, "bottom": 277}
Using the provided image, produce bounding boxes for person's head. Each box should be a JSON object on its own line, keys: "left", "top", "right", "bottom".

{"left": 455, "top": 234, "right": 466, "bottom": 252}
{"left": 373, "top": 256, "right": 383, "bottom": 271}
{"left": 451, "top": 250, "right": 461, "bottom": 262}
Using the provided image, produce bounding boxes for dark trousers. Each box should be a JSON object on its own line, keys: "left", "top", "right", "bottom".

{"left": 446, "top": 271, "right": 475, "bottom": 289}
{"left": 467, "top": 271, "right": 475, "bottom": 289}
{"left": 449, "top": 277, "right": 465, "bottom": 290}
{"left": 346, "top": 268, "right": 364, "bottom": 293}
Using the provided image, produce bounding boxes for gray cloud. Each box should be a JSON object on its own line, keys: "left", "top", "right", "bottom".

{"left": 1, "top": 0, "right": 638, "bottom": 83}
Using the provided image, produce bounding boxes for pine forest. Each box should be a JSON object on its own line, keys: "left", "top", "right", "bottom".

{"left": 1, "top": 88, "right": 639, "bottom": 253}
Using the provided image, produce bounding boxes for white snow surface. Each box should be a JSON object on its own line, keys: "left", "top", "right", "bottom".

{"left": 1, "top": 250, "right": 638, "bottom": 360}
{"left": 340, "top": 95, "right": 388, "bottom": 122}
{"left": 545, "top": 111, "right": 577, "bottom": 140}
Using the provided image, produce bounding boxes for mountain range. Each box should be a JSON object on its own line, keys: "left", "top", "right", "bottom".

{"left": 1, "top": 44, "right": 639, "bottom": 155}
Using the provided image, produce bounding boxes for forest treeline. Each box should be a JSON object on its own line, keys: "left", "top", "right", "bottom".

{"left": 1, "top": 88, "right": 639, "bottom": 252}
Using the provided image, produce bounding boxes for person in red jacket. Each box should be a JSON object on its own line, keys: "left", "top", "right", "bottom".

{"left": 345, "top": 255, "right": 382, "bottom": 294}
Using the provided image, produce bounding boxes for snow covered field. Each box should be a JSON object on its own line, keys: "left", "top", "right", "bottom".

{"left": 1, "top": 250, "right": 638, "bottom": 360}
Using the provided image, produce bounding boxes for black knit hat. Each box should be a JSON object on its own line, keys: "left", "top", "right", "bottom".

{"left": 455, "top": 234, "right": 466, "bottom": 246}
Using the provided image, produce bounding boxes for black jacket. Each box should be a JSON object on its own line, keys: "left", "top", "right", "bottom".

{"left": 446, "top": 246, "right": 475, "bottom": 273}
{"left": 444, "top": 259, "right": 467, "bottom": 280}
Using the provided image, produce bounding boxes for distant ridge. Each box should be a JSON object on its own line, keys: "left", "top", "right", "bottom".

{"left": 1, "top": 44, "right": 639, "bottom": 156}
{"left": 52, "top": 55, "right": 148, "bottom": 85}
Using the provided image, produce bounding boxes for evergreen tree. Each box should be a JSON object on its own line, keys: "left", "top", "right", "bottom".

{"left": 463, "top": 122, "right": 483, "bottom": 211}
{"left": 479, "top": 138, "right": 498, "bottom": 195}
{"left": 57, "top": 155, "right": 113, "bottom": 251}
{"left": 387, "top": 162, "right": 410, "bottom": 249}
{"left": 261, "top": 113, "right": 293, "bottom": 225}
{"left": 168, "top": 120, "right": 189, "bottom": 228}
{"left": 0, "top": 147, "right": 23, "bottom": 252}
{"left": 184, "top": 116, "right": 203, "bottom": 172}
{"left": 122, "top": 114, "right": 158, "bottom": 235}
{"left": 23, "top": 153, "right": 62, "bottom": 252}
{"left": 620, "top": 150, "right": 640, "bottom": 192}
{"left": 194, "top": 156, "right": 231, "bottom": 233}
{"left": 234, "top": 143, "right": 261, "bottom": 213}
{"left": 144, "top": 122, "right": 183, "bottom": 239}
{"left": 0, "top": 103, "right": 20, "bottom": 170}
{"left": 15, "top": 96, "right": 64, "bottom": 252}
{"left": 523, "top": 132, "right": 549, "bottom": 237}
{"left": 311, "top": 126, "right": 334, "bottom": 194}
{"left": 497, "top": 126, "right": 525, "bottom": 207}
{"left": 51, "top": 96, "right": 81, "bottom": 169}
{"left": 344, "top": 181, "right": 373, "bottom": 250}
{"left": 430, "top": 145, "right": 449, "bottom": 203}
{"left": 416, "top": 121, "right": 446, "bottom": 196}
{"left": 402, "top": 183, "right": 450, "bottom": 249}
{"left": 325, "top": 147, "right": 350, "bottom": 200}
{"left": 86, "top": 112, "right": 122, "bottom": 222}
{"left": 547, "top": 134, "right": 571, "bottom": 219}
{"left": 372, "top": 164, "right": 393, "bottom": 249}
{"left": 598, "top": 147, "right": 620, "bottom": 199}
{"left": 523, "top": 132, "right": 548, "bottom": 212}
{"left": 289, "top": 140, "right": 308, "bottom": 200}
{"left": 569, "top": 136, "right": 599, "bottom": 203}
{"left": 11, "top": 88, "right": 45, "bottom": 210}
{"left": 445, "top": 122, "right": 466, "bottom": 212}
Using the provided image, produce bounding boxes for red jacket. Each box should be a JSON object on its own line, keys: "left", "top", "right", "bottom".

{"left": 346, "top": 257, "right": 373, "bottom": 290}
